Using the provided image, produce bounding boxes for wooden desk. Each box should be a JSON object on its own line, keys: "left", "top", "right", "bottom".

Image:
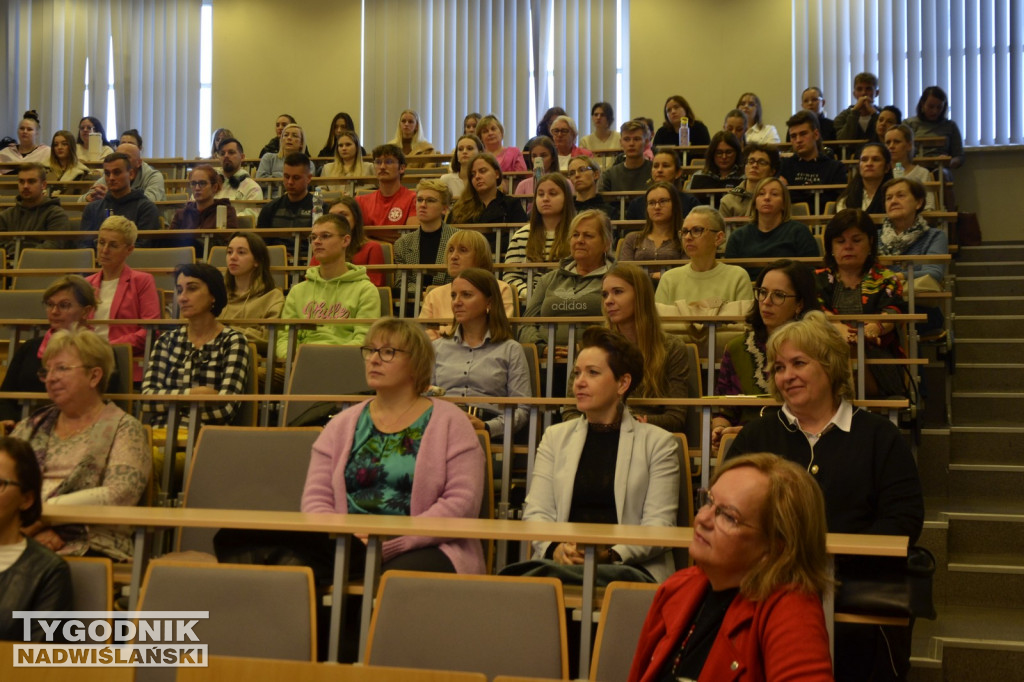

{"left": 177, "top": 656, "right": 488, "bottom": 681}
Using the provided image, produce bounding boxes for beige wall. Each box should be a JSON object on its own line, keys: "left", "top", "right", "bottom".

{"left": 629, "top": 0, "right": 795, "bottom": 137}
{"left": 211, "top": 0, "right": 362, "bottom": 159}
{"left": 955, "top": 149, "right": 1024, "bottom": 242}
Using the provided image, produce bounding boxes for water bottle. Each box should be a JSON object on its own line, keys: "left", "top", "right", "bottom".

{"left": 678, "top": 116, "right": 690, "bottom": 147}
{"left": 311, "top": 187, "right": 323, "bottom": 224}
{"left": 893, "top": 162, "right": 905, "bottom": 179}
{"left": 532, "top": 155, "right": 543, "bottom": 186}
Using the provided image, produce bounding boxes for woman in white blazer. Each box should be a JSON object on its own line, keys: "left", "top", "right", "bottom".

{"left": 522, "top": 326, "right": 681, "bottom": 582}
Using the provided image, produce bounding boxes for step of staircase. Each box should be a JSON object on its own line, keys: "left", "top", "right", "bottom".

{"left": 953, "top": 364, "right": 1024, "bottom": 393}
{"left": 958, "top": 244, "right": 1024, "bottom": 262}
{"left": 952, "top": 296, "right": 1024, "bottom": 316}
{"left": 910, "top": 605, "right": 1024, "bottom": 682}
{"left": 949, "top": 426, "right": 1024, "bottom": 464}
{"left": 951, "top": 392, "right": 1024, "bottom": 425}
{"left": 954, "top": 339, "right": 1024, "bottom": 363}
{"left": 942, "top": 463, "right": 1024, "bottom": 501}
{"left": 956, "top": 276, "right": 1024, "bottom": 297}
{"left": 954, "top": 260, "right": 1024, "bottom": 277}
{"left": 953, "top": 315, "right": 1024, "bottom": 338}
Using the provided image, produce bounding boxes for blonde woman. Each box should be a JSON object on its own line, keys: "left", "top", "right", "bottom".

{"left": 476, "top": 115, "right": 526, "bottom": 173}
{"left": 319, "top": 130, "right": 373, "bottom": 192}
{"left": 388, "top": 109, "right": 436, "bottom": 167}
{"left": 256, "top": 123, "right": 313, "bottom": 178}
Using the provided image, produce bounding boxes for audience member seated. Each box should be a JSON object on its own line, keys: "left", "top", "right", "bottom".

{"left": 214, "top": 138, "right": 264, "bottom": 219}
{"left": 521, "top": 327, "right": 680, "bottom": 583}
{"left": 83, "top": 142, "right": 166, "bottom": 204}
{"left": 299, "top": 318, "right": 485, "bottom": 577}
{"left": 420, "top": 230, "right": 515, "bottom": 340}
{"left": 256, "top": 152, "right": 315, "bottom": 250}
{"left": 599, "top": 120, "right": 652, "bottom": 193}
{"left": 564, "top": 264, "right": 691, "bottom": 432}
{"left": 0, "top": 436, "right": 73, "bottom": 642}
{"left": 80, "top": 153, "right": 161, "bottom": 235}
{"left": 319, "top": 130, "right": 373, "bottom": 192}
{"left": 85, "top": 216, "right": 161, "bottom": 380}
{"left": 879, "top": 177, "right": 948, "bottom": 288}
{"left": 118, "top": 129, "right": 144, "bottom": 150}
{"left": 779, "top": 110, "right": 848, "bottom": 207}
{"left": 797, "top": 85, "right": 837, "bottom": 140}
{"left": 652, "top": 95, "right": 711, "bottom": 148}
{"left": 519, "top": 209, "right": 614, "bottom": 355}
{"left": 725, "top": 177, "right": 819, "bottom": 279}
{"left": 549, "top": 115, "right": 594, "bottom": 170}
{"left": 394, "top": 179, "right": 458, "bottom": 292}
{"left": 12, "top": 329, "right": 150, "bottom": 560}
{"left": 0, "top": 163, "right": 69, "bottom": 253}
{"left": 657, "top": 206, "right": 753, "bottom": 306}
{"left": 535, "top": 106, "right": 567, "bottom": 141}
{"left": 389, "top": 109, "right": 437, "bottom": 168}
{"left": 568, "top": 156, "right": 615, "bottom": 218}
{"left": 142, "top": 263, "right": 249, "bottom": 428}
{"left": 685, "top": 131, "right": 744, "bottom": 195}
{"left": 618, "top": 182, "right": 684, "bottom": 272}
{"left": 316, "top": 112, "right": 357, "bottom": 158}
{"left": 719, "top": 144, "right": 781, "bottom": 219}
{"left": 874, "top": 105, "right": 903, "bottom": 143}
{"left": 432, "top": 268, "right": 531, "bottom": 440}
{"left": 906, "top": 85, "right": 966, "bottom": 169}
{"left": 816, "top": 209, "right": 907, "bottom": 397}
{"left": 355, "top": 144, "right": 418, "bottom": 244}
{"left": 0, "top": 277, "right": 97, "bottom": 429}
{"left": 834, "top": 71, "right": 881, "bottom": 140}
{"left": 476, "top": 114, "right": 526, "bottom": 173}
{"left": 727, "top": 310, "right": 924, "bottom": 682}
{"left": 711, "top": 259, "right": 816, "bottom": 449}
{"left": 0, "top": 111, "right": 50, "bottom": 166}
{"left": 736, "top": 92, "right": 780, "bottom": 144}
{"left": 45, "top": 130, "right": 91, "bottom": 191}
{"left": 884, "top": 125, "right": 936, "bottom": 210}
{"left": 258, "top": 113, "right": 296, "bottom": 158}
{"left": 503, "top": 173, "right": 575, "bottom": 300}
{"left": 274, "top": 214, "right": 380, "bottom": 359}
{"left": 578, "top": 101, "right": 621, "bottom": 168}
{"left": 207, "top": 127, "right": 233, "bottom": 159}
{"left": 168, "top": 164, "right": 238, "bottom": 248}
{"left": 329, "top": 196, "right": 386, "bottom": 287}
{"left": 514, "top": 136, "right": 559, "bottom": 199}
{"left": 218, "top": 231, "right": 285, "bottom": 353}
{"left": 627, "top": 453, "right": 834, "bottom": 681}
{"left": 723, "top": 108, "right": 748, "bottom": 143}
{"left": 623, "top": 148, "right": 700, "bottom": 221}
{"left": 439, "top": 134, "right": 483, "bottom": 200}
{"left": 462, "top": 112, "right": 481, "bottom": 137}
{"left": 256, "top": 124, "right": 311, "bottom": 178}
{"left": 449, "top": 152, "right": 528, "bottom": 229}
{"left": 835, "top": 142, "right": 893, "bottom": 213}
{"left": 75, "top": 116, "right": 114, "bottom": 161}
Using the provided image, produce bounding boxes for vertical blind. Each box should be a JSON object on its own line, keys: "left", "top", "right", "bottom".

{"left": 794, "top": 0, "right": 1024, "bottom": 146}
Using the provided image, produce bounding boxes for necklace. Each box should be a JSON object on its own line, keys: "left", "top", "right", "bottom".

{"left": 370, "top": 397, "right": 424, "bottom": 433}
{"left": 55, "top": 402, "right": 105, "bottom": 439}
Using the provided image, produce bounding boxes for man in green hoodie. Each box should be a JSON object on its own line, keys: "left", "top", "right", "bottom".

{"left": 275, "top": 213, "right": 381, "bottom": 359}
{"left": 0, "top": 163, "right": 70, "bottom": 257}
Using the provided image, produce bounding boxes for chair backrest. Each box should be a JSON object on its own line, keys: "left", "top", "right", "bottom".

{"left": 177, "top": 656, "right": 489, "bottom": 681}
{"left": 476, "top": 430, "right": 496, "bottom": 572}
{"left": 684, "top": 343, "right": 703, "bottom": 450}
{"left": 284, "top": 344, "right": 369, "bottom": 425}
{"left": 176, "top": 426, "right": 321, "bottom": 553}
{"left": 230, "top": 342, "right": 258, "bottom": 426}
{"left": 791, "top": 201, "right": 811, "bottom": 216}
{"left": 14, "top": 248, "right": 94, "bottom": 290}
{"left": 377, "top": 241, "right": 394, "bottom": 287}
{"left": 207, "top": 244, "right": 288, "bottom": 289}
{"left": 64, "top": 556, "right": 113, "bottom": 611}
{"left": 718, "top": 431, "right": 738, "bottom": 472}
{"left": 377, "top": 286, "right": 393, "bottom": 317}
{"left": 366, "top": 571, "right": 568, "bottom": 680}
{"left": 670, "top": 433, "right": 693, "bottom": 570}
{"left": 0, "top": 289, "right": 45, "bottom": 343}
{"left": 589, "top": 582, "right": 659, "bottom": 682}
{"left": 519, "top": 342, "right": 541, "bottom": 397}
{"left": 127, "top": 246, "right": 196, "bottom": 291}
{"left": 136, "top": 561, "right": 316, "bottom": 682}
{"left": 109, "top": 343, "right": 133, "bottom": 412}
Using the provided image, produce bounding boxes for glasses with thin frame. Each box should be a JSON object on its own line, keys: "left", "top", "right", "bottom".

{"left": 308, "top": 232, "right": 339, "bottom": 243}
{"left": 647, "top": 198, "right": 671, "bottom": 208}
{"left": 696, "top": 488, "right": 759, "bottom": 533}
{"left": 360, "top": 346, "right": 407, "bottom": 362}
{"left": 37, "top": 364, "right": 87, "bottom": 381}
{"left": 44, "top": 300, "right": 79, "bottom": 312}
{"left": 189, "top": 180, "right": 211, "bottom": 189}
{"left": 746, "top": 158, "right": 771, "bottom": 168}
{"left": 752, "top": 286, "right": 799, "bottom": 305}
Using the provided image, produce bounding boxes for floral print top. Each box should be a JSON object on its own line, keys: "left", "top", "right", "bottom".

{"left": 344, "top": 405, "right": 433, "bottom": 515}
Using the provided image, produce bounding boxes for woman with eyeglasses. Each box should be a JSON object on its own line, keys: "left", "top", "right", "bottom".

{"left": 274, "top": 214, "right": 380, "bottom": 360}
{"left": 11, "top": 329, "right": 150, "bottom": 560}
{"left": 142, "top": 262, "right": 249, "bottom": 429}
{"left": 628, "top": 453, "right": 834, "bottom": 681}
{"left": 393, "top": 180, "right": 459, "bottom": 301}
{"left": 168, "top": 164, "right": 238, "bottom": 249}
{"left": 548, "top": 115, "right": 594, "bottom": 170}
{"left": 624, "top": 148, "right": 700, "bottom": 222}
{"left": 619, "top": 181, "right": 684, "bottom": 271}
{"left": 0, "top": 436, "right": 73, "bottom": 641}
{"left": 0, "top": 277, "right": 97, "bottom": 431}
{"left": 726, "top": 311, "right": 923, "bottom": 682}
{"left": 568, "top": 156, "right": 615, "bottom": 218}
{"left": 520, "top": 327, "right": 680, "bottom": 583}
{"left": 711, "top": 259, "right": 817, "bottom": 450}
{"left": 719, "top": 144, "right": 781, "bottom": 219}
{"left": 75, "top": 116, "right": 114, "bottom": 161}
{"left": 685, "top": 131, "right": 744, "bottom": 196}
{"left": 301, "top": 317, "right": 485, "bottom": 575}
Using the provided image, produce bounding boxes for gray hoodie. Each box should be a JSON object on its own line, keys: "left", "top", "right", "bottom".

{"left": 0, "top": 196, "right": 70, "bottom": 254}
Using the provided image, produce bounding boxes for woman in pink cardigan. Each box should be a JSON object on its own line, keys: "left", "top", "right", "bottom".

{"left": 86, "top": 216, "right": 161, "bottom": 381}
{"left": 302, "top": 317, "right": 485, "bottom": 575}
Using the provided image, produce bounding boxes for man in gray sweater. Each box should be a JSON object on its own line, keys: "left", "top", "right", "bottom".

{"left": 0, "top": 163, "right": 70, "bottom": 258}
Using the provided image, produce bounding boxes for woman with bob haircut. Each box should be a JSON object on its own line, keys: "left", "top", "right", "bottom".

{"left": 652, "top": 95, "right": 711, "bottom": 148}
{"left": 218, "top": 231, "right": 285, "bottom": 352}
{"left": 475, "top": 114, "right": 527, "bottom": 173}
{"left": 521, "top": 326, "right": 680, "bottom": 583}
{"left": 504, "top": 172, "right": 576, "bottom": 300}
{"left": 0, "top": 436, "right": 73, "bottom": 641}
{"left": 432, "top": 268, "right": 531, "bottom": 440}
{"left": 628, "top": 452, "right": 834, "bottom": 681}
{"left": 302, "top": 317, "right": 485, "bottom": 575}
{"left": 419, "top": 229, "right": 516, "bottom": 339}
{"left": 727, "top": 310, "right": 924, "bottom": 682}
{"left": 12, "top": 329, "right": 150, "bottom": 560}
{"left": 563, "top": 263, "right": 691, "bottom": 432}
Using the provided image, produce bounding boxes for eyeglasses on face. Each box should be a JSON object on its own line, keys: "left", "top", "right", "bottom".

{"left": 359, "top": 346, "right": 408, "bottom": 362}
{"left": 696, "top": 488, "right": 760, "bottom": 533}
{"left": 746, "top": 158, "right": 771, "bottom": 168}
{"left": 680, "top": 227, "right": 713, "bottom": 238}
{"left": 646, "top": 198, "right": 671, "bottom": 208}
{"left": 307, "top": 232, "right": 339, "bottom": 243}
{"left": 549, "top": 128, "right": 572, "bottom": 136}
{"left": 752, "top": 287, "right": 799, "bottom": 305}
{"left": 37, "top": 364, "right": 87, "bottom": 380}
{"left": 189, "top": 180, "right": 211, "bottom": 189}
{"left": 44, "top": 300, "right": 78, "bottom": 312}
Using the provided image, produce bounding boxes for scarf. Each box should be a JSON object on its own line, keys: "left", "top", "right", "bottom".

{"left": 879, "top": 215, "right": 929, "bottom": 256}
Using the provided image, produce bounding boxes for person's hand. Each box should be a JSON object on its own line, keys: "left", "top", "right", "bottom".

{"left": 712, "top": 425, "right": 742, "bottom": 450}
{"left": 554, "top": 346, "right": 570, "bottom": 361}
{"left": 86, "top": 184, "right": 108, "bottom": 202}
{"left": 634, "top": 414, "right": 648, "bottom": 424}
{"left": 595, "top": 546, "right": 620, "bottom": 564}
{"left": 864, "top": 322, "right": 883, "bottom": 340}
{"left": 832, "top": 321, "right": 857, "bottom": 344}
{"left": 34, "top": 529, "right": 65, "bottom": 552}
{"left": 467, "top": 414, "right": 487, "bottom": 431}
{"left": 0, "top": 420, "right": 14, "bottom": 435}
{"left": 651, "top": 271, "right": 662, "bottom": 281}
{"left": 553, "top": 542, "right": 585, "bottom": 565}
{"left": 855, "top": 96, "right": 877, "bottom": 116}
{"left": 189, "top": 386, "right": 218, "bottom": 395}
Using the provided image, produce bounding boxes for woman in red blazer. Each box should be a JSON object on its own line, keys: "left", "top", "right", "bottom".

{"left": 628, "top": 454, "right": 835, "bottom": 682}
{"left": 86, "top": 216, "right": 161, "bottom": 380}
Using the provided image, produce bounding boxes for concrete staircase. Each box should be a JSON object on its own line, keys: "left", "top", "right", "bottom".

{"left": 909, "top": 244, "right": 1024, "bottom": 681}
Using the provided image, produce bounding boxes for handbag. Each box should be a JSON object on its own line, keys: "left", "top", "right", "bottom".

{"left": 834, "top": 546, "right": 937, "bottom": 620}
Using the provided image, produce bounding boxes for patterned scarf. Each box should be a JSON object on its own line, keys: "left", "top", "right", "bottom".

{"left": 879, "top": 215, "right": 929, "bottom": 256}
